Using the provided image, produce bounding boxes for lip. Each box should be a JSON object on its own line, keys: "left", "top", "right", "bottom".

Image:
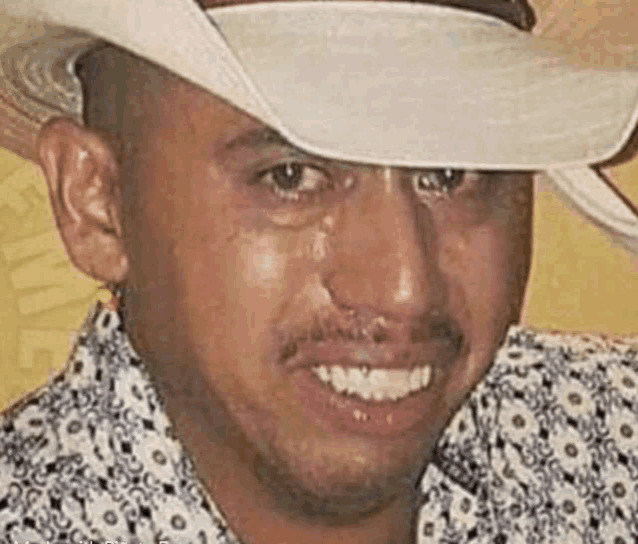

{"left": 282, "top": 337, "right": 465, "bottom": 438}
{"left": 281, "top": 338, "right": 461, "bottom": 371}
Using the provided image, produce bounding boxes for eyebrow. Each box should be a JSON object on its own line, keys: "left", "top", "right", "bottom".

{"left": 222, "top": 127, "right": 296, "bottom": 153}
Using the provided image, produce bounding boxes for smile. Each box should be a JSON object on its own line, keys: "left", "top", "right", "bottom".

{"left": 311, "top": 364, "right": 432, "bottom": 402}
{"left": 277, "top": 318, "right": 465, "bottom": 436}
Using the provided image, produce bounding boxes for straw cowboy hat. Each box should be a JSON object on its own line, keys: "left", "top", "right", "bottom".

{"left": 1, "top": 0, "right": 638, "bottom": 252}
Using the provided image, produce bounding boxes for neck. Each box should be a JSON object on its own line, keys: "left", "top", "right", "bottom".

{"left": 163, "top": 390, "right": 416, "bottom": 544}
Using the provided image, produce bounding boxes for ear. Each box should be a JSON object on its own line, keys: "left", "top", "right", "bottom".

{"left": 37, "top": 117, "right": 129, "bottom": 283}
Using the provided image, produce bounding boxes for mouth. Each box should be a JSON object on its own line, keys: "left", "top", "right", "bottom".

{"left": 279, "top": 334, "right": 464, "bottom": 437}
{"left": 311, "top": 362, "right": 432, "bottom": 402}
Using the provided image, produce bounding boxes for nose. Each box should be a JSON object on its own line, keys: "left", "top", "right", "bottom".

{"left": 324, "top": 167, "right": 445, "bottom": 320}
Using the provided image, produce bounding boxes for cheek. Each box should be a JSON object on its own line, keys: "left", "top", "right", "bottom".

{"left": 241, "top": 235, "right": 287, "bottom": 289}
{"left": 445, "top": 227, "right": 506, "bottom": 286}
{"left": 435, "top": 181, "right": 532, "bottom": 327}
{"left": 434, "top": 228, "right": 509, "bottom": 405}
{"left": 228, "top": 230, "right": 298, "bottom": 331}
{"left": 442, "top": 222, "right": 526, "bottom": 316}
{"left": 236, "top": 224, "right": 330, "bottom": 288}
{"left": 438, "top": 218, "right": 529, "bottom": 384}
{"left": 176, "top": 222, "right": 324, "bottom": 348}
{"left": 171, "top": 225, "right": 330, "bottom": 411}
{"left": 439, "top": 228, "right": 504, "bottom": 331}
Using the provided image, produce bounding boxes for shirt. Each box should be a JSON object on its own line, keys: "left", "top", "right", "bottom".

{"left": 0, "top": 303, "right": 636, "bottom": 544}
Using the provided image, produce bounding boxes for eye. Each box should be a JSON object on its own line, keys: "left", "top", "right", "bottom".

{"left": 255, "top": 162, "right": 333, "bottom": 202}
{"left": 411, "top": 169, "right": 465, "bottom": 197}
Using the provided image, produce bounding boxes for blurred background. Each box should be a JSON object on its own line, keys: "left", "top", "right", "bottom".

{"left": 0, "top": 0, "right": 637, "bottom": 411}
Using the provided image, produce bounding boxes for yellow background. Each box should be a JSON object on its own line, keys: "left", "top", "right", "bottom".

{"left": 1, "top": 0, "right": 638, "bottom": 411}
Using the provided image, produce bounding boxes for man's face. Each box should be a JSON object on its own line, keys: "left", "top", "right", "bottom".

{"left": 117, "top": 71, "right": 533, "bottom": 519}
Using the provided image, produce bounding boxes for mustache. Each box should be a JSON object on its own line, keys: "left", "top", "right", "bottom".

{"left": 275, "top": 310, "right": 464, "bottom": 364}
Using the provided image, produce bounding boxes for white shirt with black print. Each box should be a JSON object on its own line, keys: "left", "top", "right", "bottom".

{"left": 0, "top": 304, "right": 238, "bottom": 544}
{"left": 0, "top": 303, "right": 636, "bottom": 543}
{"left": 418, "top": 326, "right": 638, "bottom": 544}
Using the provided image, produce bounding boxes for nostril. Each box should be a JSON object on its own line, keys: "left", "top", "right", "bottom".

{"left": 310, "top": 327, "right": 325, "bottom": 342}
{"left": 372, "top": 328, "right": 388, "bottom": 343}
{"left": 280, "top": 341, "right": 298, "bottom": 363}
{"left": 410, "top": 313, "right": 462, "bottom": 349}
{"left": 429, "top": 321, "right": 454, "bottom": 340}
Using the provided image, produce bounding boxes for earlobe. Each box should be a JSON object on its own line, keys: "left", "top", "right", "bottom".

{"left": 37, "top": 117, "right": 129, "bottom": 283}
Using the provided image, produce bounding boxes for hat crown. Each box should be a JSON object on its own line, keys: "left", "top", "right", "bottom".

{"left": 416, "top": 0, "right": 535, "bottom": 30}
{"left": 194, "top": 0, "right": 535, "bottom": 30}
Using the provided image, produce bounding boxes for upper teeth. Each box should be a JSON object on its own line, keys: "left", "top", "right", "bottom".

{"left": 311, "top": 365, "right": 432, "bottom": 402}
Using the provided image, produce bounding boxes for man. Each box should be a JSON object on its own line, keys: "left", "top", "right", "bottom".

{"left": 0, "top": 0, "right": 637, "bottom": 543}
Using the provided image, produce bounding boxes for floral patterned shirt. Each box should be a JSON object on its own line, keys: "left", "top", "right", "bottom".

{"left": 419, "top": 324, "right": 638, "bottom": 544}
{"left": 0, "top": 303, "right": 636, "bottom": 543}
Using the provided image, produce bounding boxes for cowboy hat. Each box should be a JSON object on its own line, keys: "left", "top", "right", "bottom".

{"left": 1, "top": 0, "right": 638, "bottom": 252}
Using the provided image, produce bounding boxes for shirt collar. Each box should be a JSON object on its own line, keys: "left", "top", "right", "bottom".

{"left": 49, "top": 301, "right": 241, "bottom": 543}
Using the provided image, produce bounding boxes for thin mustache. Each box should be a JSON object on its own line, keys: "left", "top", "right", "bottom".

{"left": 276, "top": 312, "right": 464, "bottom": 363}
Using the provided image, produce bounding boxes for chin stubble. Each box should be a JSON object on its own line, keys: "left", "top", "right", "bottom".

{"left": 252, "top": 443, "right": 422, "bottom": 526}
{"left": 162, "top": 367, "right": 425, "bottom": 526}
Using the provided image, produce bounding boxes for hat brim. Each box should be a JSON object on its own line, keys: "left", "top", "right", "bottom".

{"left": 3, "top": 0, "right": 638, "bottom": 169}
{"left": 210, "top": 2, "right": 638, "bottom": 170}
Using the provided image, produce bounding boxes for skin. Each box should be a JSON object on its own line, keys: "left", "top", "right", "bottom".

{"left": 37, "top": 28, "right": 534, "bottom": 544}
